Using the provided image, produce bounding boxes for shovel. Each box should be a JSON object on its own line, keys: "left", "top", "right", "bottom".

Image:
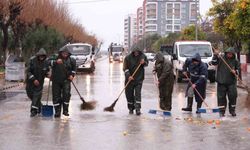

{"left": 148, "top": 74, "right": 171, "bottom": 116}
{"left": 42, "top": 79, "right": 54, "bottom": 117}
{"left": 183, "top": 73, "right": 221, "bottom": 113}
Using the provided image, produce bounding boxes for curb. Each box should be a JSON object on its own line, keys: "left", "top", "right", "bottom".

{"left": 0, "top": 83, "right": 24, "bottom": 92}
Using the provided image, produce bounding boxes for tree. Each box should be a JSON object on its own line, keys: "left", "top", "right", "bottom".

{"left": 230, "top": 0, "right": 250, "bottom": 53}
{"left": 208, "top": 0, "right": 239, "bottom": 50}
{"left": 132, "top": 34, "right": 161, "bottom": 52}
{"left": 0, "top": 0, "right": 23, "bottom": 60}
{"left": 152, "top": 33, "right": 180, "bottom": 52}
{"left": 180, "top": 25, "right": 206, "bottom": 41}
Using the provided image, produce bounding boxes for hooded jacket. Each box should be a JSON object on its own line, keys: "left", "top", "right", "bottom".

{"left": 26, "top": 48, "right": 49, "bottom": 85}
{"left": 211, "top": 47, "right": 240, "bottom": 84}
{"left": 183, "top": 53, "right": 208, "bottom": 100}
{"left": 123, "top": 47, "right": 148, "bottom": 82}
{"left": 50, "top": 46, "right": 76, "bottom": 83}
{"left": 154, "top": 52, "right": 174, "bottom": 85}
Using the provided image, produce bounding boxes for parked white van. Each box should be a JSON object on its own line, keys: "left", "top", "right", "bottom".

{"left": 65, "top": 43, "right": 95, "bottom": 72}
{"left": 172, "top": 41, "right": 216, "bottom": 83}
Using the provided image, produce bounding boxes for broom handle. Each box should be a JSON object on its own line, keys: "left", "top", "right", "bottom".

{"left": 153, "top": 74, "right": 162, "bottom": 110}
{"left": 183, "top": 73, "right": 210, "bottom": 108}
{"left": 117, "top": 63, "right": 142, "bottom": 99}
{"left": 218, "top": 55, "right": 248, "bottom": 88}
{"left": 46, "top": 79, "right": 51, "bottom": 105}
{"left": 72, "top": 81, "right": 84, "bottom": 100}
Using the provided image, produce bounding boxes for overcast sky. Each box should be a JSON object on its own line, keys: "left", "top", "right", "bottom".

{"left": 61, "top": 0, "right": 213, "bottom": 50}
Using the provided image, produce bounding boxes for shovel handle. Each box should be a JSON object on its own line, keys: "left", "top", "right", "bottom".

{"left": 183, "top": 73, "right": 210, "bottom": 108}
{"left": 46, "top": 79, "right": 51, "bottom": 105}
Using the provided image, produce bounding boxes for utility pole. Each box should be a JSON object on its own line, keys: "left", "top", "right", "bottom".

{"left": 195, "top": 0, "right": 198, "bottom": 41}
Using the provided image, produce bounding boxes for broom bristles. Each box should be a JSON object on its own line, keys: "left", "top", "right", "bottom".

{"left": 80, "top": 100, "right": 97, "bottom": 110}
{"left": 103, "top": 99, "right": 118, "bottom": 112}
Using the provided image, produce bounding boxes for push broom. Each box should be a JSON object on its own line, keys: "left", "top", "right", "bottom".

{"left": 148, "top": 74, "right": 171, "bottom": 116}
{"left": 183, "top": 73, "right": 221, "bottom": 113}
{"left": 104, "top": 63, "right": 142, "bottom": 112}
{"left": 218, "top": 54, "right": 250, "bottom": 93}
{"left": 72, "top": 81, "right": 97, "bottom": 110}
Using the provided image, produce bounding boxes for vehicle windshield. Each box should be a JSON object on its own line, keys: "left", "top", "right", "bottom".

{"left": 67, "top": 45, "right": 91, "bottom": 55}
{"left": 179, "top": 44, "right": 212, "bottom": 57}
{"left": 112, "top": 47, "right": 123, "bottom": 52}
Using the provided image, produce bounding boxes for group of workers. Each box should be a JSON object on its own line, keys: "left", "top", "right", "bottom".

{"left": 25, "top": 46, "right": 239, "bottom": 118}
{"left": 123, "top": 46, "right": 239, "bottom": 117}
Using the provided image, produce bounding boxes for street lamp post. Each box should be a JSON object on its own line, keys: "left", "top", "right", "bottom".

{"left": 195, "top": 0, "right": 198, "bottom": 41}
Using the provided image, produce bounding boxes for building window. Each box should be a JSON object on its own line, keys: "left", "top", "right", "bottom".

{"left": 146, "top": 3, "right": 157, "bottom": 19}
{"left": 174, "top": 25, "right": 181, "bottom": 31}
{"left": 174, "top": 3, "right": 181, "bottom": 19}
{"left": 166, "top": 3, "right": 173, "bottom": 19}
{"left": 166, "top": 25, "right": 172, "bottom": 31}
{"left": 190, "top": 3, "right": 197, "bottom": 20}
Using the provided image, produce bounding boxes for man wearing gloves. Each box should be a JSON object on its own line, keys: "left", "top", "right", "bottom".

{"left": 181, "top": 53, "right": 208, "bottom": 114}
{"left": 210, "top": 47, "right": 240, "bottom": 117}
{"left": 123, "top": 47, "right": 148, "bottom": 115}
{"left": 50, "top": 47, "right": 76, "bottom": 118}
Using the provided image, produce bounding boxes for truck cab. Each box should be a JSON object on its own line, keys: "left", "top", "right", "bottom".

{"left": 108, "top": 44, "right": 125, "bottom": 63}
{"left": 172, "top": 41, "right": 216, "bottom": 83}
{"left": 65, "top": 43, "right": 95, "bottom": 73}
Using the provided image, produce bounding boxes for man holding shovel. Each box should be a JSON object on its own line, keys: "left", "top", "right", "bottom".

{"left": 210, "top": 47, "right": 240, "bottom": 117}
{"left": 50, "top": 47, "right": 76, "bottom": 118}
{"left": 123, "top": 46, "right": 148, "bottom": 115}
{"left": 182, "top": 53, "right": 208, "bottom": 114}
{"left": 153, "top": 52, "right": 174, "bottom": 111}
{"left": 26, "top": 48, "right": 50, "bottom": 117}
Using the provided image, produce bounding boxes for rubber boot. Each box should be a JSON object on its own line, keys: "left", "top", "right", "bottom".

{"left": 229, "top": 109, "right": 236, "bottom": 117}
{"left": 196, "top": 102, "right": 202, "bottom": 114}
{"left": 182, "top": 97, "right": 193, "bottom": 112}
{"left": 63, "top": 104, "right": 69, "bottom": 116}
{"left": 129, "top": 109, "right": 134, "bottom": 114}
{"left": 136, "top": 109, "right": 141, "bottom": 116}
{"left": 54, "top": 106, "right": 61, "bottom": 118}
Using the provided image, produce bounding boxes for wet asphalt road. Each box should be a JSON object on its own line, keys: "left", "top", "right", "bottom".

{"left": 0, "top": 55, "right": 250, "bottom": 150}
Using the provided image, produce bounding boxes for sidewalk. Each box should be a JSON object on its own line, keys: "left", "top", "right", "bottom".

{"left": 0, "top": 75, "right": 24, "bottom": 91}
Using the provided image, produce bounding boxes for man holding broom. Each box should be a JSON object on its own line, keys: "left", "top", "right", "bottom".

{"left": 210, "top": 47, "right": 240, "bottom": 117}
{"left": 181, "top": 53, "right": 208, "bottom": 114}
{"left": 50, "top": 47, "right": 76, "bottom": 118}
{"left": 26, "top": 48, "right": 50, "bottom": 117}
{"left": 123, "top": 46, "right": 148, "bottom": 115}
{"left": 153, "top": 52, "right": 174, "bottom": 111}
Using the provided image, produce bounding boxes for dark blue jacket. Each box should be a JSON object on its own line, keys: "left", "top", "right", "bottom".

{"left": 183, "top": 53, "right": 208, "bottom": 102}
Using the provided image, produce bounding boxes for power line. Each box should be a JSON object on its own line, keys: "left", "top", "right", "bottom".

{"left": 64, "top": 0, "right": 110, "bottom": 4}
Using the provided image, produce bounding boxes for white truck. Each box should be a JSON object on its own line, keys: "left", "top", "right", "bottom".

{"left": 171, "top": 41, "right": 216, "bottom": 83}
{"left": 108, "top": 44, "right": 125, "bottom": 63}
{"left": 65, "top": 43, "right": 95, "bottom": 73}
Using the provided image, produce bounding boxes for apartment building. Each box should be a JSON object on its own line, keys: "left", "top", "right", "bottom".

{"left": 136, "top": 7, "right": 144, "bottom": 42}
{"left": 124, "top": 14, "right": 137, "bottom": 50}
{"left": 143, "top": 0, "right": 199, "bottom": 36}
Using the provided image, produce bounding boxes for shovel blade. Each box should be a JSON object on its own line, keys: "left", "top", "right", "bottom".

{"left": 42, "top": 105, "right": 54, "bottom": 117}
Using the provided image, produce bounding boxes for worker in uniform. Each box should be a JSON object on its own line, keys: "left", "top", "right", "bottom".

{"left": 210, "top": 47, "right": 240, "bottom": 117}
{"left": 153, "top": 52, "right": 174, "bottom": 111}
{"left": 182, "top": 53, "right": 208, "bottom": 114}
{"left": 123, "top": 46, "right": 148, "bottom": 115}
{"left": 50, "top": 47, "right": 76, "bottom": 117}
{"left": 26, "top": 48, "right": 50, "bottom": 117}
